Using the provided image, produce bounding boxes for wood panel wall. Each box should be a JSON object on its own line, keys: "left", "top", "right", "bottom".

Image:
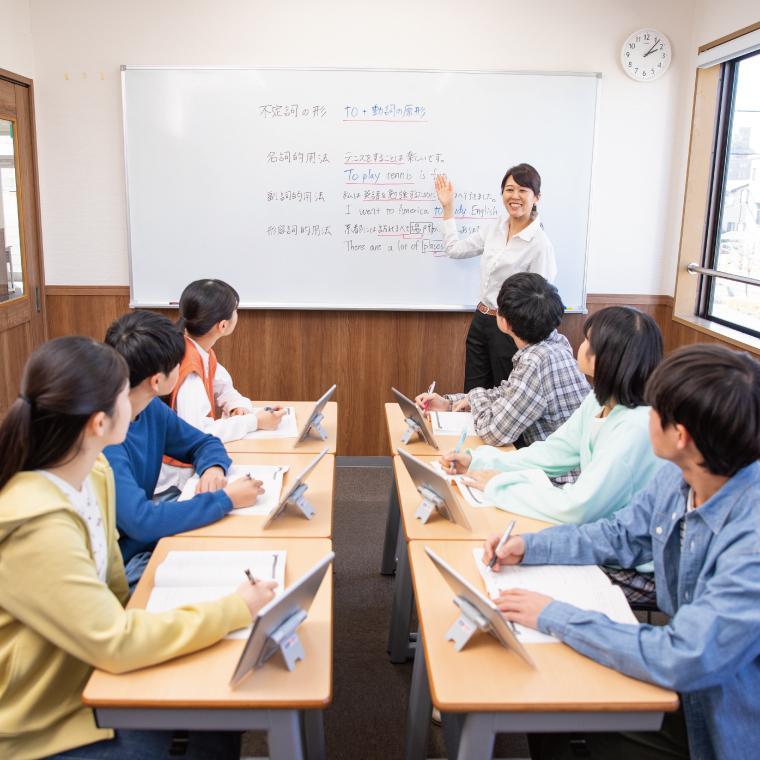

{"left": 44, "top": 287, "right": 689, "bottom": 455}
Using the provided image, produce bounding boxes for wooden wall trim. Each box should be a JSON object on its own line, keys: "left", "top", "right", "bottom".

{"left": 0, "top": 68, "right": 33, "bottom": 87}
{"left": 698, "top": 21, "right": 760, "bottom": 54}
{"left": 45, "top": 285, "right": 131, "bottom": 297}
{"left": 47, "top": 286, "right": 674, "bottom": 308}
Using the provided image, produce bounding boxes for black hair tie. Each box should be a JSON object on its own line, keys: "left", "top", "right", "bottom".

{"left": 18, "top": 394, "right": 34, "bottom": 408}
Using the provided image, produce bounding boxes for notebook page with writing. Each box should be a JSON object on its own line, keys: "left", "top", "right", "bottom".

{"left": 179, "top": 465, "right": 288, "bottom": 516}
{"left": 244, "top": 406, "right": 299, "bottom": 439}
{"left": 472, "top": 548, "right": 637, "bottom": 643}
{"left": 147, "top": 550, "right": 286, "bottom": 639}
{"left": 430, "top": 461, "right": 496, "bottom": 508}
{"left": 430, "top": 411, "right": 476, "bottom": 436}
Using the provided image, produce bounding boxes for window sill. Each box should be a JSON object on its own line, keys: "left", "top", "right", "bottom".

{"left": 672, "top": 312, "right": 760, "bottom": 358}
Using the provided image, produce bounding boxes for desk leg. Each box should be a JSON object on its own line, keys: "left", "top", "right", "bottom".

{"left": 381, "top": 471, "right": 401, "bottom": 575}
{"left": 387, "top": 537, "right": 415, "bottom": 663}
{"left": 441, "top": 712, "right": 465, "bottom": 759}
{"left": 267, "top": 709, "right": 304, "bottom": 760}
{"left": 301, "top": 709, "right": 326, "bottom": 760}
{"left": 404, "top": 639, "right": 432, "bottom": 760}
{"left": 455, "top": 713, "right": 496, "bottom": 760}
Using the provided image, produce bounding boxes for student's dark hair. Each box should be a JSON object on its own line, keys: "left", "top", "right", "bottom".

{"left": 0, "top": 337, "right": 128, "bottom": 490}
{"left": 583, "top": 306, "right": 662, "bottom": 408}
{"left": 496, "top": 273, "right": 564, "bottom": 344}
{"left": 500, "top": 163, "right": 541, "bottom": 219}
{"left": 177, "top": 279, "right": 240, "bottom": 338}
{"left": 646, "top": 344, "right": 760, "bottom": 476}
{"left": 105, "top": 310, "right": 185, "bottom": 388}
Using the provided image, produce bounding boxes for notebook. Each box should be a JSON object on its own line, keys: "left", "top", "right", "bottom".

{"left": 472, "top": 548, "right": 637, "bottom": 644}
{"left": 244, "top": 406, "right": 299, "bottom": 439}
{"left": 431, "top": 461, "right": 496, "bottom": 508}
{"left": 146, "top": 550, "right": 287, "bottom": 639}
{"left": 430, "top": 410, "right": 476, "bottom": 436}
{"left": 179, "top": 464, "right": 289, "bottom": 516}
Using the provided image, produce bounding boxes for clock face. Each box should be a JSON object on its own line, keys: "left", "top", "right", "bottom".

{"left": 621, "top": 29, "right": 672, "bottom": 81}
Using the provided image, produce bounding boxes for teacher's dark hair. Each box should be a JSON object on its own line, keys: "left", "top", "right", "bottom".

{"left": 583, "top": 306, "right": 662, "bottom": 408}
{"left": 500, "top": 163, "right": 541, "bottom": 219}
{"left": 177, "top": 279, "right": 240, "bottom": 338}
{"left": 496, "top": 273, "right": 564, "bottom": 344}
{"left": 646, "top": 344, "right": 760, "bottom": 476}
{"left": 105, "top": 310, "right": 185, "bottom": 388}
{"left": 0, "top": 337, "right": 129, "bottom": 490}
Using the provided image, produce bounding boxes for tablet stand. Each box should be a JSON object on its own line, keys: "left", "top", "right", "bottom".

{"left": 415, "top": 485, "right": 443, "bottom": 524}
{"left": 254, "top": 608, "right": 309, "bottom": 671}
{"left": 305, "top": 412, "right": 328, "bottom": 441}
{"left": 445, "top": 596, "right": 490, "bottom": 651}
{"left": 285, "top": 483, "right": 316, "bottom": 519}
{"left": 401, "top": 416, "right": 423, "bottom": 444}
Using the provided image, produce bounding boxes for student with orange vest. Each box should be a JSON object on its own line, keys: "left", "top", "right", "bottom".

{"left": 158, "top": 279, "right": 286, "bottom": 491}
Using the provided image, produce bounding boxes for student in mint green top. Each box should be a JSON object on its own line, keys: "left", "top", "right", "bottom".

{"left": 442, "top": 306, "right": 664, "bottom": 600}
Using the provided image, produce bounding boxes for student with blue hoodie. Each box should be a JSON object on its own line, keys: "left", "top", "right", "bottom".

{"left": 104, "top": 311, "right": 264, "bottom": 587}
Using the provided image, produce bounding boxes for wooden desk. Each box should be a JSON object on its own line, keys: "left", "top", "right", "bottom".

{"left": 226, "top": 401, "right": 338, "bottom": 454}
{"left": 83, "top": 537, "right": 333, "bottom": 760}
{"left": 405, "top": 540, "right": 679, "bottom": 760}
{"left": 179, "top": 453, "right": 334, "bottom": 539}
{"left": 388, "top": 454, "right": 544, "bottom": 663}
{"left": 383, "top": 402, "right": 485, "bottom": 456}
{"left": 380, "top": 402, "right": 514, "bottom": 576}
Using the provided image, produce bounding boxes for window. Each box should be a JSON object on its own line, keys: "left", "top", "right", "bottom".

{"left": 700, "top": 50, "right": 760, "bottom": 337}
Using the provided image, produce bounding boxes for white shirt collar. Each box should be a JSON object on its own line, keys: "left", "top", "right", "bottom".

{"left": 186, "top": 335, "right": 209, "bottom": 360}
{"left": 513, "top": 215, "right": 541, "bottom": 242}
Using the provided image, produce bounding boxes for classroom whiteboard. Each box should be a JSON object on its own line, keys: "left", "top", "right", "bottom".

{"left": 122, "top": 67, "right": 599, "bottom": 311}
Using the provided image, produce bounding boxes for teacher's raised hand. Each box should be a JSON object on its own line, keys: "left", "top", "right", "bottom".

{"left": 434, "top": 174, "right": 455, "bottom": 219}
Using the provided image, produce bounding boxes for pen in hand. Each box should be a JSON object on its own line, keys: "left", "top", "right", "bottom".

{"left": 422, "top": 380, "right": 436, "bottom": 413}
{"left": 488, "top": 520, "right": 516, "bottom": 570}
{"left": 244, "top": 569, "right": 257, "bottom": 585}
{"left": 450, "top": 428, "right": 468, "bottom": 474}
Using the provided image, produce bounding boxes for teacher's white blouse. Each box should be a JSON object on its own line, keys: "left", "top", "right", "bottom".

{"left": 441, "top": 216, "right": 557, "bottom": 310}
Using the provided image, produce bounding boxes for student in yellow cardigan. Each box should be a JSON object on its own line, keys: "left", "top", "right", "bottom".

{"left": 0, "top": 337, "right": 275, "bottom": 760}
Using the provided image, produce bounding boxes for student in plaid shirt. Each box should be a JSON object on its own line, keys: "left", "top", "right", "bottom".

{"left": 416, "top": 273, "right": 589, "bottom": 449}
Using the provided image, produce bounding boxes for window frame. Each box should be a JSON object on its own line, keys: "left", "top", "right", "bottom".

{"left": 697, "top": 49, "right": 760, "bottom": 340}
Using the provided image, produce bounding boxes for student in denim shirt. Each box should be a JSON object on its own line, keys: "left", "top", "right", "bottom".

{"left": 483, "top": 344, "right": 760, "bottom": 759}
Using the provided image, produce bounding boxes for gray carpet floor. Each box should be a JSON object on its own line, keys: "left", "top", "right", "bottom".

{"left": 241, "top": 463, "right": 530, "bottom": 759}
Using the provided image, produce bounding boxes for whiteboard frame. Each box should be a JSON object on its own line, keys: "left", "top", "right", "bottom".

{"left": 121, "top": 66, "right": 601, "bottom": 313}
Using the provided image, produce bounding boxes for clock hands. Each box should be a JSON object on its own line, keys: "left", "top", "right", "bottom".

{"left": 643, "top": 38, "right": 661, "bottom": 58}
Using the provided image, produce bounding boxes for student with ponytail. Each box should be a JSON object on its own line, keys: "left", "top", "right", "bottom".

{"left": 0, "top": 337, "right": 274, "bottom": 759}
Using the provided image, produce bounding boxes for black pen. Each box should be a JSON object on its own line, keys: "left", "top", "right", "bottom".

{"left": 244, "top": 568, "right": 257, "bottom": 585}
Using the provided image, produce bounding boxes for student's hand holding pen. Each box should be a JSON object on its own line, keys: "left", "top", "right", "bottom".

{"left": 235, "top": 577, "right": 278, "bottom": 617}
{"left": 414, "top": 392, "right": 449, "bottom": 413}
{"left": 225, "top": 475, "right": 265, "bottom": 508}
{"left": 482, "top": 533, "right": 525, "bottom": 571}
{"left": 439, "top": 450, "right": 471, "bottom": 475}
{"left": 256, "top": 407, "right": 287, "bottom": 430}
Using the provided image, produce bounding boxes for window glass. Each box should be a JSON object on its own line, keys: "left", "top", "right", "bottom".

{"left": 0, "top": 119, "right": 24, "bottom": 304}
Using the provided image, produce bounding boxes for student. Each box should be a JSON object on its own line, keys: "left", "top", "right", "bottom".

{"left": 158, "top": 278, "right": 286, "bottom": 491}
{"left": 483, "top": 344, "right": 760, "bottom": 759}
{"left": 0, "top": 337, "right": 275, "bottom": 759}
{"left": 171, "top": 278, "right": 285, "bottom": 440}
{"left": 443, "top": 307, "right": 663, "bottom": 601}
{"left": 104, "top": 310, "right": 264, "bottom": 588}
{"left": 415, "top": 273, "right": 589, "bottom": 449}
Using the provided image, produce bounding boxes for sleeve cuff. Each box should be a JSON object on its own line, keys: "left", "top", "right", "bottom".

{"left": 221, "top": 592, "right": 254, "bottom": 631}
{"left": 521, "top": 532, "right": 551, "bottom": 565}
{"left": 213, "top": 489, "right": 234, "bottom": 514}
{"left": 442, "top": 218, "right": 458, "bottom": 233}
{"left": 537, "top": 600, "right": 577, "bottom": 637}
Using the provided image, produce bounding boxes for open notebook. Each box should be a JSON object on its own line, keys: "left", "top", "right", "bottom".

{"left": 431, "top": 461, "right": 495, "bottom": 508}
{"left": 179, "top": 464, "right": 289, "bottom": 516}
{"left": 146, "top": 550, "right": 287, "bottom": 639}
{"left": 244, "top": 406, "right": 299, "bottom": 439}
{"left": 430, "top": 410, "right": 476, "bottom": 436}
{"left": 473, "top": 548, "right": 637, "bottom": 644}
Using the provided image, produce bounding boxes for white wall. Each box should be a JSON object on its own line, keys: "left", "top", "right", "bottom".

{"left": 0, "top": 0, "right": 34, "bottom": 78}
{"left": 28, "top": 0, "right": 703, "bottom": 295}
{"left": 693, "top": 0, "right": 759, "bottom": 48}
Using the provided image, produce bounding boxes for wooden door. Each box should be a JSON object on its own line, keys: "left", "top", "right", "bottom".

{"left": 0, "top": 69, "right": 46, "bottom": 414}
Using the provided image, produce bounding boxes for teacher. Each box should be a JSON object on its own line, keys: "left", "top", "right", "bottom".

{"left": 436, "top": 163, "right": 557, "bottom": 392}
